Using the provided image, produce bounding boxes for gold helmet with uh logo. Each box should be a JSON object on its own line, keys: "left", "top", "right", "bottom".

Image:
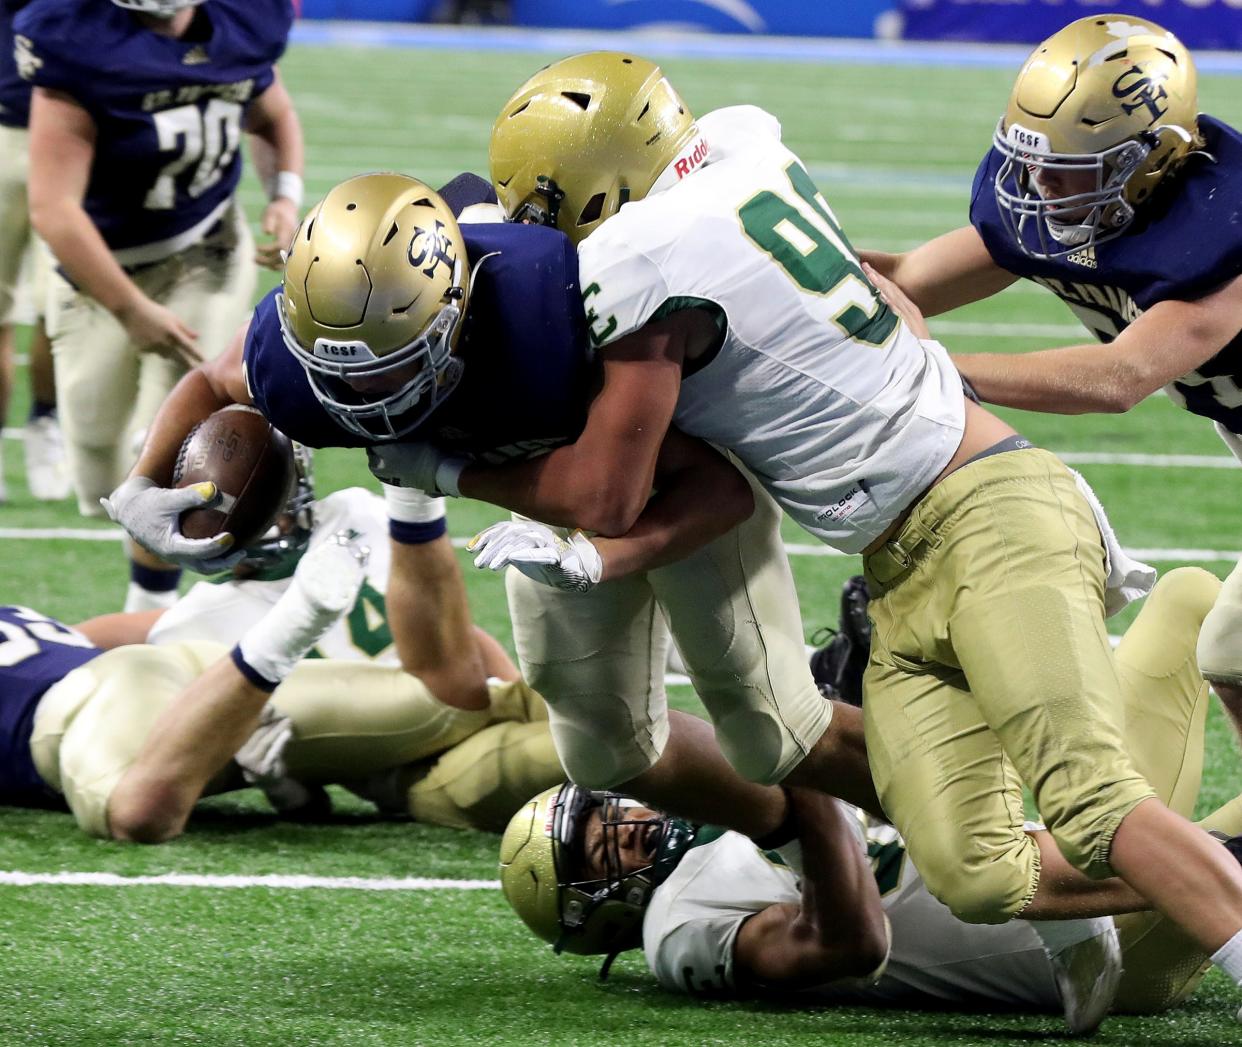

{"left": 992, "top": 15, "right": 1200, "bottom": 258}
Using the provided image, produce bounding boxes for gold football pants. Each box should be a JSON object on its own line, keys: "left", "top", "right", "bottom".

{"left": 862, "top": 448, "right": 1155, "bottom": 924}
{"left": 45, "top": 204, "right": 254, "bottom": 516}
{"left": 30, "top": 641, "right": 553, "bottom": 837}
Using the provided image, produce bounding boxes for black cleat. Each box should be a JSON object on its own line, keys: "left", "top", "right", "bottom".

{"left": 809, "top": 575, "right": 872, "bottom": 707}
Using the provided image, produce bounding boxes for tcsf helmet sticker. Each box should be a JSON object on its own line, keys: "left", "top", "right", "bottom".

{"left": 407, "top": 220, "right": 457, "bottom": 279}
{"left": 1112, "top": 66, "right": 1170, "bottom": 125}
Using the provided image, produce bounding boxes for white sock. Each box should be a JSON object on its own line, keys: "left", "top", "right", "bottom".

{"left": 1211, "top": 928, "right": 1242, "bottom": 985}
{"left": 123, "top": 581, "right": 178, "bottom": 613}
{"left": 236, "top": 542, "right": 362, "bottom": 684}
{"left": 1030, "top": 916, "right": 1113, "bottom": 958}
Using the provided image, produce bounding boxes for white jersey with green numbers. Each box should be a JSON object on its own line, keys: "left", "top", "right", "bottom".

{"left": 642, "top": 814, "right": 1063, "bottom": 1009}
{"left": 147, "top": 488, "right": 397, "bottom": 663}
{"left": 577, "top": 106, "right": 966, "bottom": 553}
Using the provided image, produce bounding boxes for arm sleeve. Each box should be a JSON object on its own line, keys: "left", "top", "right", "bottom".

{"left": 577, "top": 230, "right": 670, "bottom": 349}
{"left": 648, "top": 916, "right": 745, "bottom": 997}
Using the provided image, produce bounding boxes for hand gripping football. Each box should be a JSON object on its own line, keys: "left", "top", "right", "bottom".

{"left": 172, "top": 405, "right": 297, "bottom": 549}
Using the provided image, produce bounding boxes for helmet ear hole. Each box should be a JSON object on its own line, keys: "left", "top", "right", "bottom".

{"left": 577, "top": 193, "right": 606, "bottom": 227}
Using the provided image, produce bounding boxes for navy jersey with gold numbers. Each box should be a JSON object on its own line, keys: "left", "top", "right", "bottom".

{"left": 245, "top": 221, "right": 591, "bottom": 461}
{"left": 13, "top": 0, "right": 291, "bottom": 262}
{"left": 0, "top": 605, "right": 99, "bottom": 804}
{"left": 971, "top": 115, "right": 1242, "bottom": 432}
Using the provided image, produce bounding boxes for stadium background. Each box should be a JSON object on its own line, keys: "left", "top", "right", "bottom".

{"left": 2, "top": 2, "right": 1242, "bottom": 1043}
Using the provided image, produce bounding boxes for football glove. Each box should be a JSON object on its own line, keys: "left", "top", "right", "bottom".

{"left": 469, "top": 520, "right": 603, "bottom": 593}
{"left": 101, "top": 475, "right": 244, "bottom": 572}
{"left": 367, "top": 443, "right": 468, "bottom": 497}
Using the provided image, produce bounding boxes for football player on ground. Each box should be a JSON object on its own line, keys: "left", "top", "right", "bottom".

{"left": 0, "top": 0, "right": 66, "bottom": 504}
{"left": 78, "top": 448, "right": 563, "bottom": 832}
{"left": 858, "top": 15, "right": 1242, "bottom": 744}
{"left": 369, "top": 52, "right": 1242, "bottom": 1028}
{"left": 102, "top": 173, "right": 881, "bottom": 877}
{"left": 0, "top": 519, "right": 563, "bottom": 841}
{"left": 502, "top": 569, "right": 1242, "bottom": 1029}
{"left": 15, "top": 0, "right": 303, "bottom": 609}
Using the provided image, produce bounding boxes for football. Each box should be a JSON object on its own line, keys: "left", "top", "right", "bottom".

{"left": 172, "top": 405, "right": 297, "bottom": 549}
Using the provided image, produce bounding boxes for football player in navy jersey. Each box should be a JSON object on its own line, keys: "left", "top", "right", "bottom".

{"left": 860, "top": 15, "right": 1242, "bottom": 747}
{"left": 102, "top": 172, "right": 885, "bottom": 879}
{"left": 0, "top": 0, "right": 67, "bottom": 505}
{"left": 15, "top": 0, "right": 301, "bottom": 608}
{"left": 0, "top": 520, "right": 566, "bottom": 841}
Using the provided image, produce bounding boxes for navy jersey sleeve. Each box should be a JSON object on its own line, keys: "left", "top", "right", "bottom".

{"left": 0, "top": 2, "right": 31, "bottom": 127}
{"left": 243, "top": 289, "right": 371, "bottom": 449}
{"left": 437, "top": 172, "right": 498, "bottom": 217}
{"left": 0, "top": 606, "right": 100, "bottom": 805}
{"left": 428, "top": 223, "right": 589, "bottom": 460}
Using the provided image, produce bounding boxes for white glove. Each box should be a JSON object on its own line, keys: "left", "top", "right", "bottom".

{"left": 469, "top": 521, "right": 603, "bottom": 593}
{"left": 367, "top": 443, "right": 468, "bottom": 497}
{"left": 100, "top": 475, "right": 243, "bottom": 572}
{"left": 234, "top": 702, "right": 294, "bottom": 784}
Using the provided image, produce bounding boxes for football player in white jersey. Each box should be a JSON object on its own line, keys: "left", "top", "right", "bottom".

{"left": 501, "top": 568, "right": 1242, "bottom": 1029}
{"left": 371, "top": 52, "right": 1242, "bottom": 1026}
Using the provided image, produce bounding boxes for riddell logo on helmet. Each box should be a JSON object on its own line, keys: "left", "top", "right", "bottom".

{"left": 672, "top": 137, "right": 710, "bottom": 180}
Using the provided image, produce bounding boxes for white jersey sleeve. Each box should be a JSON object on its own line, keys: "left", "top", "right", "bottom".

{"left": 577, "top": 106, "right": 965, "bottom": 553}
{"left": 149, "top": 488, "right": 397, "bottom": 663}
{"left": 643, "top": 831, "right": 799, "bottom": 996}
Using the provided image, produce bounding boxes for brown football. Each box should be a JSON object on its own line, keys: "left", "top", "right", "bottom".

{"left": 172, "top": 405, "right": 297, "bottom": 549}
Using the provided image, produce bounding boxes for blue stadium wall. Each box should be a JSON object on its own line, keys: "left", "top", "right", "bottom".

{"left": 299, "top": 0, "right": 1241, "bottom": 51}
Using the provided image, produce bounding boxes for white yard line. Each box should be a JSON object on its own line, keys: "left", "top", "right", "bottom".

{"left": 0, "top": 870, "right": 499, "bottom": 890}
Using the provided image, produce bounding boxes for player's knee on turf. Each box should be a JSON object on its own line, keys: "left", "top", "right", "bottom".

{"left": 106, "top": 775, "right": 192, "bottom": 844}
{"left": 1196, "top": 562, "right": 1242, "bottom": 685}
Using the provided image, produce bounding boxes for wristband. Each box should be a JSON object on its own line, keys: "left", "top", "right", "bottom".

{"left": 269, "top": 171, "right": 304, "bottom": 209}
{"left": 382, "top": 482, "right": 446, "bottom": 523}
{"left": 231, "top": 644, "right": 280, "bottom": 693}
{"left": 433, "top": 457, "right": 468, "bottom": 498}
{"left": 389, "top": 516, "right": 448, "bottom": 545}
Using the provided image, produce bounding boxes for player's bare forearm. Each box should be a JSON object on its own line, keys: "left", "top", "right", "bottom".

{"left": 859, "top": 226, "right": 1017, "bottom": 317}
{"left": 129, "top": 326, "right": 252, "bottom": 483}
{"left": 246, "top": 74, "right": 304, "bottom": 185}
{"left": 734, "top": 790, "right": 888, "bottom": 988}
{"left": 107, "top": 657, "right": 269, "bottom": 842}
{"left": 388, "top": 536, "right": 489, "bottom": 711}
{"left": 793, "top": 790, "right": 886, "bottom": 955}
{"left": 74, "top": 609, "right": 163, "bottom": 649}
{"left": 593, "top": 433, "right": 754, "bottom": 579}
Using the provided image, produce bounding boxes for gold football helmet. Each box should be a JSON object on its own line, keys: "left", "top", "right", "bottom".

{"left": 993, "top": 15, "right": 1200, "bottom": 258}
{"left": 279, "top": 173, "right": 470, "bottom": 440}
{"left": 500, "top": 784, "right": 699, "bottom": 967}
{"left": 490, "top": 52, "right": 702, "bottom": 245}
